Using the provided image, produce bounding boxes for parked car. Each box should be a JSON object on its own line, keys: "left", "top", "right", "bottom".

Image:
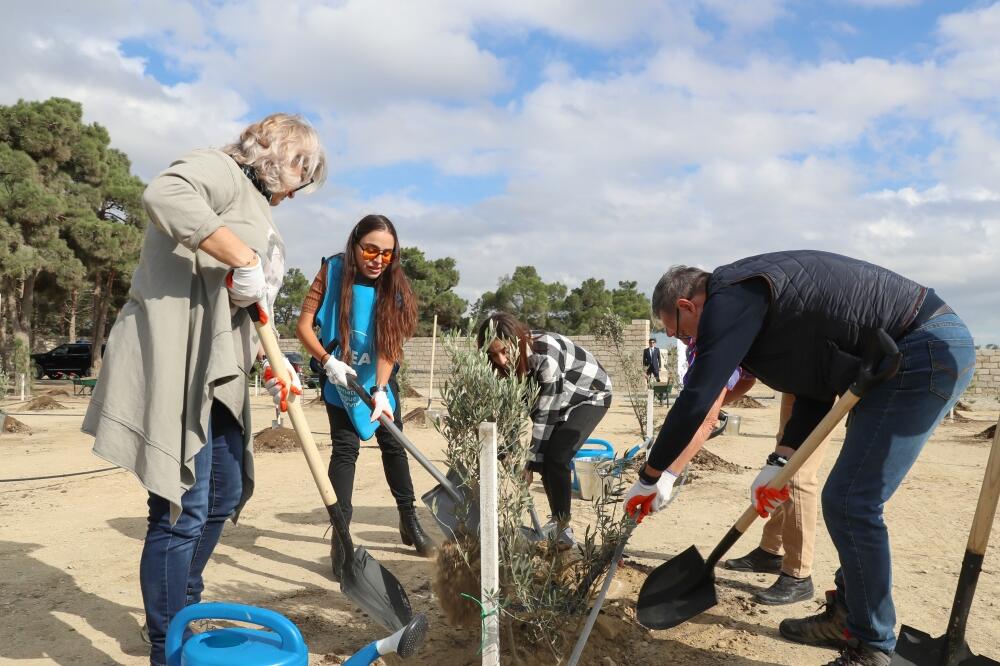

{"left": 31, "top": 341, "right": 104, "bottom": 379}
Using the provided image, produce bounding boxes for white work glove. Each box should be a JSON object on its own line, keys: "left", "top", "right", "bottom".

{"left": 262, "top": 357, "right": 302, "bottom": 412}
{"left": 369, "top": 390, "right": 392, "bottom": 423}
{"left": 624, "top": 469, "right": 678, "bottom": 523}
{"left": 323, "top": 354, "right": 357, "bottom": 388}
{"left": 750, "top": 455, "right": 790, "bottom": 518}
{"left": 227, "top": 253, "right": 269, "bottom": 309}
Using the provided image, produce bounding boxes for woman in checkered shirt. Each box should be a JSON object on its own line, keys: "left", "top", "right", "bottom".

{"left": 478, "top": 312, "right": 612, "bottom": 547}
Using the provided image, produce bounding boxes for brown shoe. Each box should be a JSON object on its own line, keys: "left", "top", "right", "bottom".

{"left": 779, "top": 590, "right": 849, "bottom": 648}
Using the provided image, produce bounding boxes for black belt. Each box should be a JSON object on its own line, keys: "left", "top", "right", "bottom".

{"left": 903, "top": 302, "right": 954, "bottom": 337}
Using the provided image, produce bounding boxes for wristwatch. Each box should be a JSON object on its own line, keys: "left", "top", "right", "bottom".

{"left": 766, "top": 452, "right": 790, "bottom": 467}
{"left": 370, "top": 384, "right": 389, "bottom": 395}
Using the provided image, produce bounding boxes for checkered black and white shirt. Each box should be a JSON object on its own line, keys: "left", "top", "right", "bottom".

{"left": 527, "top": 331, "right": 613, "bottom": 462}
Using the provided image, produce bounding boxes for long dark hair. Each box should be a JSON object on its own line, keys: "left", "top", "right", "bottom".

{"left": 338, "top": 214, "right": 417, "bottom": 364}
{"left": 476, "top": 312, "right": 533, "bottom": 378}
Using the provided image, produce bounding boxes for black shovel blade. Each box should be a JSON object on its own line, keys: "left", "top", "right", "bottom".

{"left": 341, "top": 545, "right": 413, "bottom": 632}
{"left": 420, "top": 468, "right": 480, "bottom": 540}
{"left": 637, "top": 545, "right": 718, "bottom": 629}
{"left": 892, "top": 625, "right": 998, "bottom": 665}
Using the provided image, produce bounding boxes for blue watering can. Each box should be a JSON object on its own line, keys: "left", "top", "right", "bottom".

{"left": 166, "top": 603, "right": 429, "bottom": 666}
{"left": 165, "top": 603, "right": 307, "bottom": 666}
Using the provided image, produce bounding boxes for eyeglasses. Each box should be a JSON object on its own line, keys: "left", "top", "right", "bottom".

{"left": 359, "top": 244, "right": 394, "bottom": 263}
{"left": 290, "top": 178, "right": 314, "bottom": 195}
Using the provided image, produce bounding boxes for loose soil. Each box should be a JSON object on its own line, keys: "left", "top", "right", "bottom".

{"left": 2, "top": 415, "right": 31, "bottom": 434}
{"left": 1, "top": 391, "right": 998, "bottom": 665}
{"left": 254, "top": 426, "right": 301, "bottom": 452}
{"left": 975, "top": 423, "right": 997, "bottom": 441}
{"left": 730, "top": 396, "right": 765, "bottom": 408}
{"left": 689, "top": 447, "right": 747, "bottom": 478}
{"left": 45, "top": 388, "right": 71, "bottom": 397}
{"left": 25, "top": 395, "right": 67, "bottom": 410}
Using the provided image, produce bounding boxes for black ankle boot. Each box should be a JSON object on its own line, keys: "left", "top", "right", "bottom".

{"left": 399, "top": 506, "right": 435, "bottom": 557}
{"left": 754, "top": 573, "right": 814, "bottom": 605}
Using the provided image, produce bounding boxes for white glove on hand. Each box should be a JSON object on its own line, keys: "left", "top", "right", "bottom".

{"left": 263, "top": 357, "right": 302, "bottom": 412}
{"left": 227, "top": 253, "right": 268, "bottom": 308}
{"left": 750, "top": 459, "right": 789, "bottom": 518}
{"left": 624, "top": 470, "right": 678, "bottom": 523}
{"left": 323, "top": 355, "right": 357, "bottom": 388}
{"left": 369, "top": 390, "right": 392, "bottom": 423}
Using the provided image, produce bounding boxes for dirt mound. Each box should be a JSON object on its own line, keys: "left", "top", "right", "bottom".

{"left": 26, "top": 396, "right": 66, "bottom": 410}
{"left": 687, "top": 448, "right": 746, "bottom": 481}
{"left": 402, "top": 383, "right": 423, "bottom": 398}
{"left": 948, "top": 410, "right": 973, "bottom": 422}
{"left": 730, "top": 396, "right": 765, "bottom": 409}
{"left": 975, "top": 424, "right": 996, "bottom": 441}
{"left": 45, "top": 388, "right": 70, "bottom": 397}
{"left": 3, "top": 415, "right": 31, "bottom": 434}
{"left": 403, "top": 407, "right": 426, "bottom": 424}
{"left": 955, "top": 400, "right": 972, "bottom": 411}
{"left": 254, "top": 427, "right": 300, "bottom": 453}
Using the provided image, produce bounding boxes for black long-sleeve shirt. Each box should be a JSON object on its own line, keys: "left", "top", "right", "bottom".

{"left": 647, "top": 278, "right": 833, "bottom": 471}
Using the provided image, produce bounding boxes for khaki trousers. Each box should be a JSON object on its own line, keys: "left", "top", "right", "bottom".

{"left": 759, "top": 393, "right": 827, "bottom": 578}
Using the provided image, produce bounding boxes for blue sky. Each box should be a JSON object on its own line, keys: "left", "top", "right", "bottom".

{"left": 4, "top": 0, "right": 1000, "bottom": 341}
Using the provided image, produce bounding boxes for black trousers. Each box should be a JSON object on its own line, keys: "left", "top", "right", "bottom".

{"left": 535, "top": 403, "right": 609, "bottom": 522}
{"left": 325, "top": 393, "right": 416, "bottom": 524}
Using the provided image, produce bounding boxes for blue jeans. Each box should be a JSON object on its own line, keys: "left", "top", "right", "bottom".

{"left": 140, "top": 401, "right": 244, "bottom": 665}
{"left": 821, "top": 314, "right": 975, "bottom": 654}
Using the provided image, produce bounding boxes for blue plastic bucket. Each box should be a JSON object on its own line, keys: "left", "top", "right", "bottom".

{"left": 571, "top": 439, "right": 614, "bottom": 492}
{"left": 166, "top": 602, "right": 308, "bottom": 666}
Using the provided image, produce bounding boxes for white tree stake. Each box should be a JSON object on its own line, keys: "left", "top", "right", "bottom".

{"left": 478, "top": 421, "right": 500, "bottom": 666}
{"left": 427, "top": 314, "right": 438, "bottom": 408}
{"left": 646, "top": 388, "right": 654, "bottom": 441}
{"left": 254, "top": 373, "right": 260, "bottom": 397}
{"left": 20, "top": 373, "right": 26, "bottom": 401}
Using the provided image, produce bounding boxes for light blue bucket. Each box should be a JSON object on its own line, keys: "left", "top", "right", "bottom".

{"left": 571, "top": 439, "right": 614, "bottom": 493}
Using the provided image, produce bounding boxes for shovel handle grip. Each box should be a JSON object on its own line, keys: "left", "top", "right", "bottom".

{"left": 346, "top": 377, "right": 464, "bottom": 504}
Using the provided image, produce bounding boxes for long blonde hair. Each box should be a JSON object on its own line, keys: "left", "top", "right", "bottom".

{"left": 223, "top": 113, "right": 327, "bottom": 195}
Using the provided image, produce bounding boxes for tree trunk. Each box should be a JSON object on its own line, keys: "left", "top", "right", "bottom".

{"left": 14, "top": 272, "right": 37, "bottom": 378}
{"left": 90, "top": 270, "right": 114, "bottom": 376}
{"left": 67, "top": 288, "right": 79, "bottom": 342}
{"left": 0, "top": 280, "right": 7, "bottom": 373}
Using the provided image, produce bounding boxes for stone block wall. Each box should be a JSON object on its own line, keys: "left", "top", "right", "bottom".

{"left": 969, "top": 348, "right": 1000, "bottom": 397}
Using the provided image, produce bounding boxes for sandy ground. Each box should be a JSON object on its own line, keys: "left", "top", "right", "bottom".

{"left": 1, "top": 384, "right": 999, "bottom": 665}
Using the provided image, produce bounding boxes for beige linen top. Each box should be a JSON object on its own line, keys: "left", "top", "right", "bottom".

{"left": 82, "top": 149, "right": 285, "bottom": 523}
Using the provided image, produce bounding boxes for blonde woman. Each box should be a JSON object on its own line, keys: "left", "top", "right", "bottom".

{"left": 82, "top": 114, "right": 326, "bottom": 666}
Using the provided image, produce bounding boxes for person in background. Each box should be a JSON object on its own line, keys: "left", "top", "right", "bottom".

{"left": 83, "top": 114, "right": 326, "bottom": 666}
{"left": 643, "top": 337, "right": 662, "bottom": 383}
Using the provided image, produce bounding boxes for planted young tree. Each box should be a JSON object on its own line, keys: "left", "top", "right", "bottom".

{"left": 432, "top": 329, "right": 634, "bottom": 663}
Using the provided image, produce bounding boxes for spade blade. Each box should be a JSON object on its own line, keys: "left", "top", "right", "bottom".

{"left": 892, "top": 625, "right": 998, "bottom": 666}
{"left": 637, "top": 545, "right": 718, "bottom": 630}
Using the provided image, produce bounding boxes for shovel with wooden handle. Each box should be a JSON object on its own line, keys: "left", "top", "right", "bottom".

{"left": 891, "top": 414, "right": 1000, "bottom": 666}
{"left": 637, "top": 328, "right": 901, "bottom": 630}
{"left": 248, "top": 307, "right": 414, "bottom": 632}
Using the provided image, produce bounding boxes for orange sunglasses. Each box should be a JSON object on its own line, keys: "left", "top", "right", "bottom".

{"left": 359, "top": 244, "right": 394, "bottom": 264}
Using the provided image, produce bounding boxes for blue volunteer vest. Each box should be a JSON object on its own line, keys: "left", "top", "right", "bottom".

{"left": 314, "top": 254, "right": 396, "bottom": 440}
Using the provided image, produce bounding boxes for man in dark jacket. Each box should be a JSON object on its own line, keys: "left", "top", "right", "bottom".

{"left": 642, "top": 338, "right": 662, "bottom": 382}
{"left": 623, "top": 250, "right": 975, "bottom": 666}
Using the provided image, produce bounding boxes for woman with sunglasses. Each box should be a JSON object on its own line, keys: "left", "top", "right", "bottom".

{"left": 296, "top": 214, "right": 433, "bottom": 566}
{"left": 477, "top": 312, "right": 613, "bottom": 548}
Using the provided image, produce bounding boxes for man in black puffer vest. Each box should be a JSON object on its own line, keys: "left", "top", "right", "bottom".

{"left": 622, "top": 250, "right": 975, "bottom": 666}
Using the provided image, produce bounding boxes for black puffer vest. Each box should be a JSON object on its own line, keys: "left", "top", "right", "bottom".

{"left": 708, "top": 250, "right": 928, "bottom": 401}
